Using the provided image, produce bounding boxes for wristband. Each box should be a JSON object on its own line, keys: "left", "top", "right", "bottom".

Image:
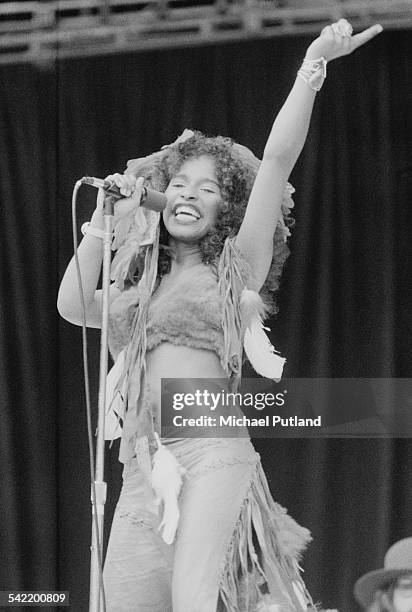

{"left": 297, "top": 56, "right": 327, "bottom": 92}
{"left": 81, "top": 221, "right": 108, "bottom": 240}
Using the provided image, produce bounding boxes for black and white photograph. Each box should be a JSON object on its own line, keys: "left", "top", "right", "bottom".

{"left": 1, "top": 1, "right": 412, "bottom": 611}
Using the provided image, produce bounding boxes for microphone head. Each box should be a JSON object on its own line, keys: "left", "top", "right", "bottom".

{"left": 141, "top": 187, "right": 168, "bottom": 212}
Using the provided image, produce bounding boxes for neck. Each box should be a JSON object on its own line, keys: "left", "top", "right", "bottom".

{"left": 168, "top": 239, "right": 203, "bottom": 272}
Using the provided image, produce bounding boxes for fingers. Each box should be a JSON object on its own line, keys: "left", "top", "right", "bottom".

{"left": 318, "top": 19, "right": 382, "bottom": 60}
{"left": 135, "top": 176, "right": 145, "bottom": 194}
{"left": 105, "top": 172, "right": 140, "bottom": 198}
{"left": 112, "top": 175, "right": 146, "bottom": 221}
{"left": 320, "top": 24, "right": 336, "bottom": 42}
{"left": 351, "top": 24, "right": 383, "bottom": 49}
{"left": 317, "top": 22, "right": 352, "bottom": 60}
{"left": 331, "top": 18, "right": 353, "bottom": 38}
{"left": 322, "top": 18, "right": 351, "bottom": 40}
{"left": 96, "top": 188, "right": 105, "bottom": 210}
{"left": 95, "top": 173, "right": 145, "bottom": 217}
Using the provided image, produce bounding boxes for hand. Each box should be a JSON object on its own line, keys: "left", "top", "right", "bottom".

{"left": 95, "top": 173, "right": 145, "bottom": 224}
{"left": 305, "top": 18, "right": 383, "bottom": 62}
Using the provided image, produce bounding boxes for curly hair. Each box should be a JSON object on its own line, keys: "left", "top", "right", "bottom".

{"left": 125, "top": 131, "right": 294, "bottom": 312}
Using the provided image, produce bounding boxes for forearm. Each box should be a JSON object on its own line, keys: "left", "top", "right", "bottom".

{"left": 263, "top": 74, "right": 317, "bottom": 167}
{"left": 57, "top": 209, "right": 104, "bottom": 318}
{"left": 264, "top": 19, "right": 383, "bottom": 166}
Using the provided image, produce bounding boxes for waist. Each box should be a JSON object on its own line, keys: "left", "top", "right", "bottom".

{"left": 118, "top": 346, "right": 235, "bottom": 464}
{"left": 146, "top": 327, "right": 224, "bottom": 360}
{"left": 146, "top": 343, "right": 226, "bottom": 388}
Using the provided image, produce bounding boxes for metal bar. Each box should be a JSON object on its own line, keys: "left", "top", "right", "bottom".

{"left": 0, "top": 0, "right": 410, "bottom": 65}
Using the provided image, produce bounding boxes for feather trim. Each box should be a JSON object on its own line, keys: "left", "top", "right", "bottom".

{"left": 240, "top": 289, "right": 286, "bottom": 381}
{"left": 151, "top": 433, "right": 186, "bottom": 545}
{"left": 111, "top": 209, "right": 160, "bottom": 290}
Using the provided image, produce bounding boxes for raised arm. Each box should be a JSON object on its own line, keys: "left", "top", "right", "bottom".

{"left": 236, "top": 19, "right": 383, "bottom": 290}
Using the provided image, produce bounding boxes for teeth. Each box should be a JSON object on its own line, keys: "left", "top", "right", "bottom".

{"left": 175, "top": 205, "right": 200, "bottom": 219}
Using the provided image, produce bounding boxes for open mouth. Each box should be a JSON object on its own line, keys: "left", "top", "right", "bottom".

{"left": 173, "top": 204, "right": 201, "bottom": 221}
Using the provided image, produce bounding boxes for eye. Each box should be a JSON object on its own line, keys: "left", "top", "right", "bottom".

{"left": 201, "top": 188, "right": 215, "bottom": 193}
{"left": 171, "top": 182, "right": 185, "bottom": 188}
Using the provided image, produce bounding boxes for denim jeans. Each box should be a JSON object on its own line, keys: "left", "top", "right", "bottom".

{"left": 103, "top": 438, "right": 312, "bottom": 612}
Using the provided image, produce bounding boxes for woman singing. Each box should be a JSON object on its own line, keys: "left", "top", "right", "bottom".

{"left": 58, "top": 19, "right": 382, "bottom": 612}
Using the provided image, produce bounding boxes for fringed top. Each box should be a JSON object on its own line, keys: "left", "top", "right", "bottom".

{"left": 107, "top": 236, "right": 255, "bottom": 462}
{"left": 108, "top": 237, "right": 251, "bottom": 368}
{"left": 217, "top": 236, "right": 253, "bottom": 392}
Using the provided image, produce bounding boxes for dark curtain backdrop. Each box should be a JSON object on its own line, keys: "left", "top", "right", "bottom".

{"left": 1, "top": 30, "right": 411, "bottom": 612}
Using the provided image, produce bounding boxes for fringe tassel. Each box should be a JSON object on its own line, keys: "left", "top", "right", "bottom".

{"left": 218, "top": 238, "right": 253, "bottom": 390}
{"left": 104, "top": 348, "right": 126, "bottom": 442}
{"left": 219, "top": 461, "right": 313, "bottom": 612}
{"left": 218, "top": 239, "right": 286, "bottom": 388}
{"left": 113, "top": 226, "right": 160, "bottom": 440}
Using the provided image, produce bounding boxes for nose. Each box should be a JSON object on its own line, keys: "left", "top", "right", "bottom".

{"left": 181, "top": 185, "right": 197, "bottom": 200}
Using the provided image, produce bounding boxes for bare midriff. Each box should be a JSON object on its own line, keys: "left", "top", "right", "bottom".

{"left": 145, "top": 342, "right": 227, "bottom": 410}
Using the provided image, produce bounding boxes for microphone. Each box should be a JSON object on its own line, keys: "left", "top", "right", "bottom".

{"left": 81, "top": 176, "right": 167, "bottom": 212}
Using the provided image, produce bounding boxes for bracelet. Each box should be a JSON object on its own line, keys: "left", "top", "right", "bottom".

{"left": 297, "top": 56, "right": 327, "bottom": 92}
{"left": 81, "top": 221, "right": 108, "bottom": 240}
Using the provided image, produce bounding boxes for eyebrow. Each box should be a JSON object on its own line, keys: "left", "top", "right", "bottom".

{"left": 173, "top": 173, "right": 220, "bottom": 188}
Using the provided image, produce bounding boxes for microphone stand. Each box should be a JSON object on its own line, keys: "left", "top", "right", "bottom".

{"left": 89, "top": 195, "right": 114, "bottom": 612}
